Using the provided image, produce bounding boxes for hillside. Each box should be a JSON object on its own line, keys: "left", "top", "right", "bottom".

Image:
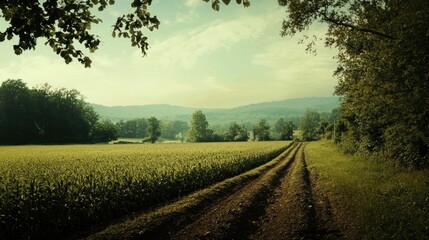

{"left": 91, "top": 97, "right": 340, "bottom": 124}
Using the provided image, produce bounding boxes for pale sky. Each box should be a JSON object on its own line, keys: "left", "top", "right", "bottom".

{"left": 0, "top": 0, "right": 338, "bottom": 108}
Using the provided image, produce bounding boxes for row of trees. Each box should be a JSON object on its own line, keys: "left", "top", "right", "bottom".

{"left": 186, "top": 110, "right": 296, "bottom": 142}
{"left": 115, "top": 118, "right": 188, "bottom": 142}
{"left": 114, "top": 110, "right": 298, "bottom": 143}
{"left": 0, "top": 79, "right": 118, "bottom": 144}
{"left": 0, "top": 80, "right": 331, "bottom": 145}
{"left": 278, "top": 0, "right": 429, "bottom": 168}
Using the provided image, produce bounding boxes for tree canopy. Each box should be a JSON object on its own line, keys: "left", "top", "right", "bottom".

{"left": 253, "top": 119, "right": 270, "bottom": 141}
{"left": 273, "top": 117, "right": 295, "bottom": 140}
{"left": 187, "top": 110, "right": 210, "bottom": 142}
{"left": 146, "top": 116, "right": 161, "bottom": 143}
{"left": 0, "top": 79, "right": 105, "bottom": 144}
{"left": 300, "top": 109, "right": 321, "bottom": 141}
{"left": 0, "top": 0, "right": 249, "bottom": 67}
{"left": 279, "top": 0, "right": 429, "bottom": 168}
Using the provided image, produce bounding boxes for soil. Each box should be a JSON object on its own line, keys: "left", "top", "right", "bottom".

{"left": 86, "top": 143, "right": 343, "bottom": 240}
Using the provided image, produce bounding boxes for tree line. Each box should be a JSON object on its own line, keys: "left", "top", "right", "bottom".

{"left": 114, "top": 110, "right": 299, "bottom": 143}
{"left": 278, "top": 0, "right": 429, "bottom": 169}
{"left": 0, "top": 79, "right": 118, "bottom": 144}
{"left": 0, "top": 79, "right": 336, "bottom": 145}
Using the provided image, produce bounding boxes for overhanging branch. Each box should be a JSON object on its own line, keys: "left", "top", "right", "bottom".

{"left": 320, "top": 12, "right": 397, "bottom": 40}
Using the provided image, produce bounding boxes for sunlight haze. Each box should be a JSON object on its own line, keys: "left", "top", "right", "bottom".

{"left": 0, "top": 0, "right": 338, "bottom": 108}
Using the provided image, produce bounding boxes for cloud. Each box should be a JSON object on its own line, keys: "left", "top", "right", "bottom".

{"left": 148, "top": 14, "right": 269, "bottom": 69}
{"left": 184, "top": 0, "right": 203, "bottom": 8}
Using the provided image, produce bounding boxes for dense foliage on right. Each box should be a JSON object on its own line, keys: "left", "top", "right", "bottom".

{"left": 280, "top": 0, "right": 429, "bottom": 168}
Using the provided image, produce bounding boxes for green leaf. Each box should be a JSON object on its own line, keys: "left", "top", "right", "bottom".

{"left": 212, "top": 1, "right": 220, "bottom": 11}
{"left": 13, "top": 45, "right": 22, "bottom": 55}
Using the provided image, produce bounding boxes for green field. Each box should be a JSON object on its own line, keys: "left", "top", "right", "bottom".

{"left": 305, "top": 141, "right": 429, "bottom": 239}
{"left": 0, "top": 141, "right": 291, "bottom": 239}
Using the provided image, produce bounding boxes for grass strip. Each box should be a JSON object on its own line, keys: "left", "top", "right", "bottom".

{"left": 305, "top": 140, "right": 429, "bottom": 239}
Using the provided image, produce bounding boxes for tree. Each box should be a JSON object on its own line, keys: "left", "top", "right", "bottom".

{"left": 279, "top": 0, "right": 429, "bottom": 168}
{"left": 254, "top": 119, "right": 270, "bottom": 141}
{"left": 0, "top": 79, "right": 99, "bottom": 144}
{"left": 146, "top": 117, "right": 161, "bottom": 143}
{"left": 90, "top": 120, "right": 119, "bottom": 143}
{"left": 0, "top": 0, "right": 249, "bottom": 67}
{"left": 0, "top": 79, "right": 35, "bottom": 144}
{"left": 116, "top": 118, "right": 148, "bottom": 138}
{"left": 224, "top": 121, "right": 249, "bottom": 142}
{"left": 273, "top": 118, "right": 295, "bottom": 140}
{"left": 171, "top": 120, "right": 189, "bottom": 142}
{"left": 187, "top": 110, "right": 210, "bottom": 142}
{"left": 300, "top": 109, "right": 320, "bottom": 141}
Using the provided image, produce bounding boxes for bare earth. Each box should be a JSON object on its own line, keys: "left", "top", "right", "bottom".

{"left": 87, "top": 143, "right": 342, "bottom": 240}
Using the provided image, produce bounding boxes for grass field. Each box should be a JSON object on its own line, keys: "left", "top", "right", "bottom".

{"left": 0, "top": 141, "right": 291, "bottom": 239}
{"left": 305, "top": 140, "right": 429, "bottom": 239}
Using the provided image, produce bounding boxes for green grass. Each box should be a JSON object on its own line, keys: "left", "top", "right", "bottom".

{"left": 305, "top": 140, "right": 429, "bottom": 239}
{"left": 0, "top": 141, "right": 290, "bottom": 239}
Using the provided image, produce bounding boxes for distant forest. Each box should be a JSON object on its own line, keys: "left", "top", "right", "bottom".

{"left": 0, "top": 79, "right": 339, "bottom": 145}
{"left": 0, "top": 80, "right": 117, "bottom": 144}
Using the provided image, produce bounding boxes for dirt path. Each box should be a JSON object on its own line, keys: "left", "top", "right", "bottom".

{"left": 87, "top": 143, "right": 342, "bottom": 240}
{"left": 169, "top": 143, "right": 341, "bottom": 240}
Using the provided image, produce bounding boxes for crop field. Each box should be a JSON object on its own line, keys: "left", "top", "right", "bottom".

{"left": 0, "top": 141, "right": 291, "bottom": 239}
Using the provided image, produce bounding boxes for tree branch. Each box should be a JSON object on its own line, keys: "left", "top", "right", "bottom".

{"left": 320, "top": 12, "right": 397, "bottom": 40}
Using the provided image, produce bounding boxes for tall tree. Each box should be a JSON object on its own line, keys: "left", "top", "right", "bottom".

{"left": 0, "top": 79, "right": 35, "bottom": 144}
{"left": 273, "top": 118, "right": 295, "bottom": 140}
{"left": 224, "top": 122, "right": 249, "bottom": 142}
{"left": 187, "top": 110, "right": 210, "bottom": 142}
{"left": 254, "top": 119, "right": 270, "bottom": 141}
{"left": 300, "top": 109, "right": 321, "bottom": 141}
{"left": 279, "top": 0, "right": 429, "bottom": 168}
{"left": 147, "top": 117, "right": 161, "bottom": 143}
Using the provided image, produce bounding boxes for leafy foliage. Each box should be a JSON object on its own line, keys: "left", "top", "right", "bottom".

{"left": 160, "top": 120, "right": 189, "bottom": 142}
{"left": 187, "top": 110, "right": 210, "bottom": 142}
{"left": 300, "top": 109, "right": 321, "bottom": 141}
{"left": 90, "top": 120, "right": 118, "bottom": 143}
{"left": 0, "top": 0, "right": 249, "bottom": 67}
{"left": 273, "top": 117, "right": 295, "bottom": 140}
{"left": 279, "top": 0, "right": 429, "bottom": 168}
{"left": 146, "top": 116, "right": 161, "bottom": 143}
{"left": 224, "top": 121, "right": 249, "bottom": 141}
{"left": 0, "top": 79, "right": 99, "bottom": 144}
{"left": 253, "top": 119, "right": 270, "bottom": 141}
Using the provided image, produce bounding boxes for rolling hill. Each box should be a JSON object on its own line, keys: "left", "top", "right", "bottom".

{"left": 91, "top": 97, "right": 341, "bottom": 125}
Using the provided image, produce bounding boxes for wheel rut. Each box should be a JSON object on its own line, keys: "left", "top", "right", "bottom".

{"left": 250, "top": 143, "right": 341, "bottom": 240}
{"left": 170, "top": 143, "right": 302, "bottom": 240}
{"left": 171, "top": 143, "right": 342, "bottom": 240}
{"left": 87, "top": 142, "right": 342, "bottom": 240}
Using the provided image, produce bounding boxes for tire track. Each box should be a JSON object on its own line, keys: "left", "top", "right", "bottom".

{"left": 171, "top": 143, "right": 302, "bottom": 240}
{"left": 86, "top": 142, "right": 298, "bottom": 240}
{"left": 251, "top": 143, "right": 341, "bottom": 240}
{"left": 87, "top": 143, "right": 342, "bottom": 240}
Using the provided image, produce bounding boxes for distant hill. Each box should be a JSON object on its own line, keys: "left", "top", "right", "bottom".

{"left": 91, "top": 97, "right": 340, "bottom": 126}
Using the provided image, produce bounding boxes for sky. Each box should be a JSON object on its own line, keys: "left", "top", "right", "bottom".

{"left": 0, "top": 0, "right": 339, "bottom": 108}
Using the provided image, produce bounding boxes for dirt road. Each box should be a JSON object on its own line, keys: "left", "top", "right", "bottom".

{"left": 87, "top": 143, "right": 341, "bottom": 240}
